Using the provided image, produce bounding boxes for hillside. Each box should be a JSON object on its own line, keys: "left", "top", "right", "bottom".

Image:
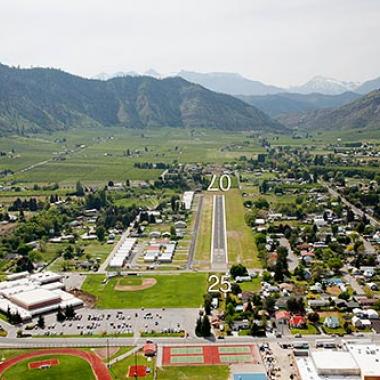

{"left": 238, "top": 92, "right": 360, "bottom": 117}
{"left": 356, "top": 77, "right": 380, "bottom": 95}
{"left": 0, "top": 64, "right": 287, "bottom": 135}
{"left": 277, "top": 90, "right": 380, "bottom": 130}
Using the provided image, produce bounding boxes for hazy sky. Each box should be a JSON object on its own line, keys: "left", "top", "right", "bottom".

{"left": 1, "top": 0, "right": 379, "bottom": 87}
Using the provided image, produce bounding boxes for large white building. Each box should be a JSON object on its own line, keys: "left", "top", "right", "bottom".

{"left": 182, "top": 191, "right": 194, "bottom": 210}
{"left": 297, "top": 342, "right": 380, "bottom": 380}
{"left": 0, "top": 271, "right": 83, "bottom": 321}
{"left": 108, "top": 238, "right": 136, "bottom": 268}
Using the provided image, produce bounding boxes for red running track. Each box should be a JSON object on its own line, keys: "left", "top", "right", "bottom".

{"left": 29, "top": 358, "right": 59, "bottom": 369}
{"left": 0, "top": 348, "right": 112, "bottom": 380}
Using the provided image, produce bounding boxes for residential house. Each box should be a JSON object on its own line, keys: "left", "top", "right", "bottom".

{"left": 324, "top": 316, "right": 340, "bottom": 329}
{"left": 289, "top": 315, "right": 306, "bottom": 329}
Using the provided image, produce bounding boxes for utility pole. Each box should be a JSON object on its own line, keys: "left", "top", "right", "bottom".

{"left": 106, "top": 337, "right": 109, "bottom": 367}
{"left": 134, "top": 350, "right": 138, "bottom": 380}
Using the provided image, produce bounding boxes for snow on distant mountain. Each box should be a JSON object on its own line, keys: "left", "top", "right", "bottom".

{"left": 93, "top": 69, "right": 161, "bottom": 80}
{"left": 290, "top": 75, "right": 361, "bottom": 95}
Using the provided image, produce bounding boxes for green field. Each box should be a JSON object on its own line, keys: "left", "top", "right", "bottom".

{"left": 109, "top": 352, "right": 155, "bottom": 380}
{"left": 194, "top": 193, "right": 213, "bottom": 267}
{"left": 238, "top": 277, "right": 261, "bottom": 292}
{"left": 225, "top": 189, "right": 260, "bottom": 268}
{"left": 0, "top": 128, "right": 264, "bottom": 186}
{"left": 157, "top": 365, "right": 229, "bottom": 380}
{"left": 82, "top": 273, "right": 208, "bottom": 308}
{"left": 1, "top": 355, "right": 95, "bottom": 380}
{"left": 291, "top": 324, "right": 320, "bottom": 335}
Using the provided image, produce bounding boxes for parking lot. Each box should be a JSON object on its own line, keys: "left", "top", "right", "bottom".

{"left": 22, "top": 308, "right": 199, "bottom": 338}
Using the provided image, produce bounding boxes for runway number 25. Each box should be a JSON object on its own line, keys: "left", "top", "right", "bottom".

{"left": 207, "top": 174, "right": 231, "bottom": 192}
{"left": 208, "top": 275, "right": 232, "bottom": 293}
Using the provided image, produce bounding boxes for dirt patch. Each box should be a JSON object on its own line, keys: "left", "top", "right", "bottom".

{"left": 69, "top": 288, "right": 97, "bottom": 308}
{"left": 326, "top": 286, "right": 341, "bottom": 296}
{"left": 0, "top": 222, "right": 16, "bottom": 236}
{"left": 114, "top": 278, "right": 157, "bottom": 291}
{"left": 94, "top": 347, "right": 119, "bottom": 360}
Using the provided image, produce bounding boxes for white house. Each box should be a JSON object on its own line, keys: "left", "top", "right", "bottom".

{"left": 324, "top": 316, "right": 340, "bottom": 329}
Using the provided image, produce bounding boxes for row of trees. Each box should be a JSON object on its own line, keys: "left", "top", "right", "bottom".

{"left": 195, "top": 315, "right": 211, "bottom": 337}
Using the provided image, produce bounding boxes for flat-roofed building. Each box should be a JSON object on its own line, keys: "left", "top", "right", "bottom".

{"left": 0, "top": 271, "right": 83, "bottom": 322}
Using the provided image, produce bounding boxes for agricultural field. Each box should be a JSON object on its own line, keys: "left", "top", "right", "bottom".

{"left": 82, "top": 273, "right": 208, "bottom": 308}
{"left": 0, "top": 127, "right": 265, "bottom": 187}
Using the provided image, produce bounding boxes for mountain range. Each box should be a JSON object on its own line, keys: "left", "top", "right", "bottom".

{"left": 238, "top": 92, "right": 361, "bottom": 117}
{"left": 0, "top": 63, "right": 286, "bottom": 135}
{"left": 93, "top": 70, "right": 380, "bottom": 97}
{"left": 277, "top": 89, "right": 380, "bottom": 131}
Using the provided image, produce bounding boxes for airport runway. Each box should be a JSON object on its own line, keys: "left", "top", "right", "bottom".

{"left": 211, "top": 194, "right": 228, "bottom": 271}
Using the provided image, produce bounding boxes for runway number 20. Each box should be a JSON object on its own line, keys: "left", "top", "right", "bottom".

{"left": 208, "top": 275, "right": 232, "bottom": 293}
{"left": 207, "top": 174, "right": 231, "bottom": 192}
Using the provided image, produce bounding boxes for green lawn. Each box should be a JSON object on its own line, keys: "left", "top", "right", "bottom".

{"left": 82, "top": 273, "right": 208, "bottom": 308}
{"left": 238, "top": 277, "right": 261, "bottom": 292}
{"left": 109, "top": 352, "right": 155, "bottom": 380}
{"left": 157, "top": 365, "right": 229, "bottom": 380}
{"left": 1, "top": 355, "right": 95, "bottom": 380}
{"left": 225, "top": 189, "right": 260, "bottom": 268}
{"left": 291, "top": 324, "right": 320, "bottom": 335}
{"left": 194, "top": 193, "right": 213, "bottom": 266}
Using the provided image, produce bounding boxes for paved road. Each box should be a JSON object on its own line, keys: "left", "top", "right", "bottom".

{"left": 344, "top": 272, "right": 365, "bottom": 296}
{"left": 325, "top": 184, "right": 379, "bottom": 227}
{"left": 98, "top": 227, "right": 131, "bottom": 273}
{"left": 278, "top": 238, "right": 299, "bottom": 272}
{"left": 211, "top": 194, "right": 228, "bottom": 271}
{"left": 1, "top": 333, "right": 379, "bottom": 349}
{"left": 187, "top": 194, "right": 203, "bottom": 269}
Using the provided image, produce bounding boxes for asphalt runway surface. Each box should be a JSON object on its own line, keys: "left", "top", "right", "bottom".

{"left": 211, "top": 194, "right": 228, "bottom": 271}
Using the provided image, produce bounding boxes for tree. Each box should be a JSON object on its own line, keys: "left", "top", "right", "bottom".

{"left": 250, "top": 322, "right": 260, "bottom": 336}
{"left": 170, "top": 196, "right": 179, "bottom": 212}
{"left": 75, "top": 181, "right": 85, "bottom": 196}
{"left": 230, "top": 264, "right": 248, "bottom": 279}
{"left": 338, "top": 291, "right": 350, "bottom": 301}
{"left": 327, "top": 257, "right": 343, "bottom": 273}
{"left": 287, "top": 298, "right": 305, "bottom": 314}
{"left": 96, "top": 226, "right": 106, "bottom": 241}
{"left": 195, "top": 317, "right": 202, "bottom": 337}
{"left": 255, "top": 198, "right": 269, "bottom": 209}
{"left": 201, "top": 315, "right": 211, "bottom": 337}
{"left": 203, "top": 294, "right": 212, "bottom": 315}
{"left": 57, "top": 307, "right": 66, "bottom": 322}
{"left": 17, "top": 243, "right": 33, "bottom": 256}
{"left": 65, "top": 305, "right": 76, "bottom": 319}
{"left": 308, "top": 312, "right": 320, "bottom": 324}
{"left": 231, "top": 283, "right": 242, "bottom": 295}
{"left": 259, "top": 180, "right": 268, "bottom": 194}
{"left": 264, "top": 296, "right": 276, "bottom": 313}
{"left": 170, "top": 225, "right": 177, "bottom": 239}
{"left": 37, "top": 315, "right": 45, "bottom": 329}
{"left": 63, "top": 245, "right": 74, "bottom": 260}
{"left": 274, "top": 260, "right": 285, "bottom": 282}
